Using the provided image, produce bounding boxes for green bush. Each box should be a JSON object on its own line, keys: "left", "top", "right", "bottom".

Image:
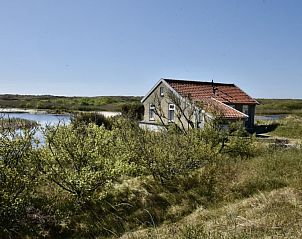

{"left": 71, "top": 112, "right": 114, "bottom": 129}
{"left": 0, "top": 128, "right": 41, "bottom": 237}
{"left": 121, "top": 103, "right": 144, "bottom": 120}
{"left": 3, "top": 114, "right": 300, "bottom": 238}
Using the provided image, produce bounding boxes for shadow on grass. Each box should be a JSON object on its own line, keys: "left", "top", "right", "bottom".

{"left": 254, "top": 122, "right": 280, "bottom": 135}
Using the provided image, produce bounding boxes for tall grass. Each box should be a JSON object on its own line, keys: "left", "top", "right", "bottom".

{"left": 121, "top": 148, "right": 302, "bottom": 239}
{"left": 256, "top": 115, "right": 302, "bottom": 140}
{"left": 257, "top": 98, "right": 302, "bottom": 116}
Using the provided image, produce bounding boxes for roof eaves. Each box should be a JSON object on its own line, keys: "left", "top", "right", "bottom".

{"left": 141, "top": 78, "right": 164, "bottom": 103}
{"left": 233, "top": 84, "right": 260, "bottom": 105}
{"left": 211, "top": 97, "right": 249, "bottom": 119}
{"left": 141, "top": 78, "right": 187, "bottom": 103}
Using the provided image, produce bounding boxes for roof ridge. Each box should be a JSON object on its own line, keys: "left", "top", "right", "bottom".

{"left": 164, "top": 78, "right": 235, "bottom": 86}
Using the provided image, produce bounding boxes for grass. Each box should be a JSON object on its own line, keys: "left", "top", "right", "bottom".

{"left": 119, "top": 148, "right": 302, "bottom": 239}
{"left": 256, "top": 98, "right": 302, "bottom": 116}
{"left": 269, "top": 115, "right": 302, "bottom": 140}
{"left": 0, "top": 94, "right": 142, "bottom": 113}
{"left": 255, "top": 115, "right": 302, "bottom": 140}
{"left": 1, "top": 97, "right": 302, "bottom": 238}
{"left": 0, "top": 117, "right": 38, "bottom": 130}
{"left": 122, "top": 187, "right": 302, "bottom": 239}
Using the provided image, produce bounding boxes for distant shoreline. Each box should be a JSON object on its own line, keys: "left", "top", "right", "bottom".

{"left": 0, "top": 108, "right": 48, "bottom": 114}
{"left": 0, "top": 108, "right": 121, "bottom": 117}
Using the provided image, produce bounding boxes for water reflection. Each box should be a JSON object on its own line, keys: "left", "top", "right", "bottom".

{"left": 1, "top": 112, "right": 71, "bottom": 146}
{"left": 1, "top": 112, "right": 71, "bottom": 126}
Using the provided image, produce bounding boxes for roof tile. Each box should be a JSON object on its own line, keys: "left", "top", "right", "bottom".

{"left": 201, "top": 98, "right": 248, "bottom": 119}
{"left": 165, "top": 79, "right": 259, "bottom": 105}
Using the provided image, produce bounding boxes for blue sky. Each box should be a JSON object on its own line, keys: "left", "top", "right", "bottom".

{"left": 0, "top": 0, "right": 301, "bottom": 98}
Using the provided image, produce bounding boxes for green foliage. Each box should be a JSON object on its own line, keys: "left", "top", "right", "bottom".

{"left": 121, "top": 103, "right": 144, "bottom": 120}
{"left": 0, "top": 127, "right": 41, "bottom": 237}
{"left": 224, "top": 125, "right": 257, "bottom": 159}
{"left": 0, "top": 94, "right": 142, "bottom": 112}
{"left": 0, "top": 117, "right": 38, "bottom": 130}
{"left": 269, "top": 115, "right": 302, "bottom": 139}
{"left": 257, "top": 98, "right": 302, "bottom": 116}
{"left": 42, "top": 124, "right": 123, "bottom": 200}
{"left": 71, "top": 112, "right": 114, "bottom": 129}
{"left": 1, "top": 114, "right": 302, "bottom": 238}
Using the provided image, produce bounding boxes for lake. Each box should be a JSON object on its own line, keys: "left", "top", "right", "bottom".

{"left": 1, "top": 112, "right": 71, "bottom": 126}
{"left": 0, "top": 110, "right": 121, "bottom": 126}
{"left": 255, "top": 115, "right": 283, "bottom": 121}
{"left": 1, "top": 111, "right": 120, "bottom": 145}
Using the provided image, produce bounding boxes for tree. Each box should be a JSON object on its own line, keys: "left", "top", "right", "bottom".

{"left": 41, "top": 123, "right": 121, "bottom": 201}
{"left": 150, "top": 90, "right": 197, "bottom": 133}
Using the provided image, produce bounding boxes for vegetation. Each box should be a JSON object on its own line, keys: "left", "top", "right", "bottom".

{"left": 0, "top": 117, "right": 38, "bottom": 130}
{"left": 1, "top": 106, "right": 302, "bottom": 238}
{"left": 256, "top": 98, "right": 302, "bottom": 116}
{"left": 121, "top": 103, "right": 144, "bottom": 121}
{"left": 1, "top": 95, "right": 302, "bottom": 116}
{"left": 256, "top": 115, "right": 302, "bottom": 140}
{"left": 270, "top": 115, "right": 302, "bottom": 139}
{"left": 0, "top": 94, "right": 142, "bottom": 113}
{"left": 123, "top": 148, "right": 302, "bottom": 238}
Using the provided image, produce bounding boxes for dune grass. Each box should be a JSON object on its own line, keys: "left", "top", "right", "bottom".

{"left": 120, "top": 148, "right": 302, "bottom": 239}
{"left": 256, "top": 98, "right": 302, "bottom": 116}
{"left": 256, "top": 115, "right": 302, "bottom": 140}
{"left": 122, "top": 187, "right": 302, "bottom": 239}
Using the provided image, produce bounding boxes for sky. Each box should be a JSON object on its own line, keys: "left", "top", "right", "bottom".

{"left": 0, "top": 0, "right": 301, "bottom": 98}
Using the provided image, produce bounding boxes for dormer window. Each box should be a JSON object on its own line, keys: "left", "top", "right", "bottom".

{"left": 160, "top": 87, "right": 164, "bottom": 96}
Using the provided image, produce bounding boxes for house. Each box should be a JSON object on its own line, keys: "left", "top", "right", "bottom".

{"left": 140, "top": 78, "right": 259, "bottom": 131}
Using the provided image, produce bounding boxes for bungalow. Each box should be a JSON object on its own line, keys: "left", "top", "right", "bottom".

{"left": 140, "top": 78, "right": 259, "bottom": 131}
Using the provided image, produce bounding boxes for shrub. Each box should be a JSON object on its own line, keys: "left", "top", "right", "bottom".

{"left": 71, "top": 112, "right": 114, "bottom": 129}
{"left": 0, "top": 127, "right": 41, "bottom": 237}
{"left": 121, "top": 103, "right": 144, "bottom": 120}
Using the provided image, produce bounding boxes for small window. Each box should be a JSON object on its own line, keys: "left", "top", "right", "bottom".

{"left": 168, "top": 104, "right": 175, "bottom": 122}
{"left": 242, "top": 105, "right": 249, "bottom": 115}
{"left": 229, "top": 105, "right": 235, "bottom": 108}
{"left": 160, "top": 87, "right": 164, "bottom": 96}
{"left": 149, "top": 104, "right": 155, "bottom": 121}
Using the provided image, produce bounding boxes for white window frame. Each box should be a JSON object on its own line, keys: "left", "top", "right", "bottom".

{"left": 149, "top": 104, "right": 155, "bottom": 121}
{"left": 168, "top": 104, "right": 175, "bottom": 122}
{"left": 160, "top": 87, "right": 164, "bottom": 96}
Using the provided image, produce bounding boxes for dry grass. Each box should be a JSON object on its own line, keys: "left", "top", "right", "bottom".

{"left": 119, "top": 148, "right": 302, "bottom": 239}
{"left": 121, "top": 187, "right": 302, "bottom": 239}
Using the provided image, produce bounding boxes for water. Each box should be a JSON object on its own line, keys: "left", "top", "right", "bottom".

{"left": 1, "top": 110, "right": 121, "bottom": 125}
{"left": 1, "top": 112, "right": 71, "bottom": 126}
{"left": 255, "top": 115, "right": 283, "bottom": 121}
{"left": 1, "top": 111, "right": 122, "bottom": 145}
{"left": 1, "top": 112, "right": 71, "bottom": 145}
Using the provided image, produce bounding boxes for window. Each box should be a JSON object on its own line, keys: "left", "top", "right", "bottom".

{"left": 168, "top": 104, "right": 175, "bottom": 122}
{"left": 160, "top": 87, "right": 164, "bottom": 96}
{"left": 229, "top": 104, "right": 235, "bottom": 108}
{"left": 149, "top": 104, "right": 155, "bottom": 121}
{"left": 242, "top": 105, "right": 249, "bottom": 115}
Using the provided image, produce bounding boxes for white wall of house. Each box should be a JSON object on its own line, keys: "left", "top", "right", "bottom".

{"left": 142, "top": 81, "right": 203, "bottom": 129}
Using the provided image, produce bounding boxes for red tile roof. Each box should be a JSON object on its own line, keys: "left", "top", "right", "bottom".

{"left": 201, "top": 98, "right": 248, "bottom": 119}
{"left": 164, "top": 79, "right": 259, "bottom": 105}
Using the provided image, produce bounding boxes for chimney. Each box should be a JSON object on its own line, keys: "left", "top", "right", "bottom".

{"left": 211, "top": 79, "right": 216, "bottom": 95}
